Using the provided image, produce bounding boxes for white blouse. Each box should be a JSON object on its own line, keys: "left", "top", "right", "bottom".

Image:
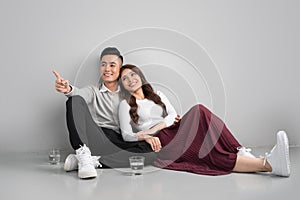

{"left": 118, "top": 91, "right": 177, "bottom": 142}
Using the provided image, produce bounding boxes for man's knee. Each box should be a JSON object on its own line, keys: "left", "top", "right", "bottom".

{"left": 66, "top": 95, "right": 86, "bottom": 108}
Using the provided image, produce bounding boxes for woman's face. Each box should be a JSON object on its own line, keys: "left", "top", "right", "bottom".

{"left": 121, "top": 68, "right": 143, "bottom": 93}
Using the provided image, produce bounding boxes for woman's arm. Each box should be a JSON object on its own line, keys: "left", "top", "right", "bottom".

{"left": 118, "top": 100, "right": 139, "bottom": 142}
{"left": 136, "top": 121, "right": 166, "bottom": 139}
{"left": 118, "top": 100, "right": 162, "bottom": 151}
{"left": 157, "top": 91, "right": 178, "bottom": 126}
{"left": 135, "top": 91, "right": 178, "bottom": 139}
{"left": 135, "top": 92, "right": 177, "bottom": 139}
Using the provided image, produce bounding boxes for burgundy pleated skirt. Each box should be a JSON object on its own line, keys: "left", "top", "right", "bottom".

{"left": 153, "top": 104, "right": 241, "bottom": 176}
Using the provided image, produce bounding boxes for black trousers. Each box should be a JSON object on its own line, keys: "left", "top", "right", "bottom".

{"left": 66, "top": 96, "right": 157, "bottom": 168}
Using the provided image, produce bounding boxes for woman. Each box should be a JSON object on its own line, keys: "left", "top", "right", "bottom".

{"left": 118, "top": 64, "right": 291, "bottom": 176}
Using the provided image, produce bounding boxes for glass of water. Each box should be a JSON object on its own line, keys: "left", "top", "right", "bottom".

{"left": 129, "top": 156, "right": 145, "bottom": 175}
{"left": 49, "top": 148, "right": 61, "bottom": 165}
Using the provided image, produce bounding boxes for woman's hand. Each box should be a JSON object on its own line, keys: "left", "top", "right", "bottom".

{"left": 145, "top": 136, "right": 162, "bottom": 152}
{"left": 136, "top": 131, "right": 162, "bottom": 152}
{"left": 174, "top": 114, "right": 181, "bottom": 124}
{"left": 136, "top": 131, "right": 148, "bottom": 140}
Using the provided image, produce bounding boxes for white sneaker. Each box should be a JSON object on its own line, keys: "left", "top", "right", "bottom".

{"left": 64, "top": 154, "right": 101, "bottom": 172}
{"left": 75, "top": 144, "right": 98, "bottom": 179}
{"left": 264, "top": 131, "right": 291, "bottom": 177}
{"left": 237, "top": 147, "right": 256, "bottom": 158}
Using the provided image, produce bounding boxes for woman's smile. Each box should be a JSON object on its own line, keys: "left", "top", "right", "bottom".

{"left": 128, "top": 80, "right": 138, "bottom": 88}
{"left": 121, "top": 68, "right": 143, "bottom": 92}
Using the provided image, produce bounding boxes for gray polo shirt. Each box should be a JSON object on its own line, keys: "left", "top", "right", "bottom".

{"left": 66, "top": 84, "right": 121, "bottom": 133}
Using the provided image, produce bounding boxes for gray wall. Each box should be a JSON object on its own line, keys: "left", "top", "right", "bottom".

{"left": 0, "top": 0, "right": 299, "bottom": 153}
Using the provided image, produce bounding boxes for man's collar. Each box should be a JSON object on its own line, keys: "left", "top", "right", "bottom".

{"left": 99, "top": 83, "right": 120, "bottom": 93}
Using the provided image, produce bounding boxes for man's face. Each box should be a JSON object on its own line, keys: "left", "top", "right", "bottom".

{"left": 100, "top": 55, "right": 122, "bottom": 83}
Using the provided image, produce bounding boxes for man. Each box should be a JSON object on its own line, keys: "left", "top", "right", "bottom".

{"left": 53, "top": 47, "right": 156, "bottom": 179}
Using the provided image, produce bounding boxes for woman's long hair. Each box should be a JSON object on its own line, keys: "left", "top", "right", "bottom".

{"left": 119, "top": 64, "right": 167, "bottom": 124}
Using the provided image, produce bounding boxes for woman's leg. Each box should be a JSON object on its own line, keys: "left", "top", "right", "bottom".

{"left": 232, "top": 155, "right": 272, "bottom": 172}
{"left": 155, "top": 104, "right": 242, "bottom": 175}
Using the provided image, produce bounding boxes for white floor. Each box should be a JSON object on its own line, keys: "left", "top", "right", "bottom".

{"left": 1, "top": 147, "right": 299, "bottom": 200}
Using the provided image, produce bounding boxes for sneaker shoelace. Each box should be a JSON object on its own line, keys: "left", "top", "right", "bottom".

{"left": 93, "top": 156, "right": 102, "bottom": 168}
{"left": 77, "top": 149, "right": 94, "bottom": 168}
{"left": 261, "top": 152, "right": 270, "bottom": 167}
{"left": 260, "top": 145, "right": 276, "bottom": 167}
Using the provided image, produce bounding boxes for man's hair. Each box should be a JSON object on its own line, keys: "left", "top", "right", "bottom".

{"left": 100, "top": 47, "right": 123, "bottom": 63}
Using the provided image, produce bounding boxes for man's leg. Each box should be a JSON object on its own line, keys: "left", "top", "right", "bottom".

{"left": 66, "top": 96, "right": 123, "bottom": 155}
{"left": 88, "top": 127, "right": 157, "bottom": 168}
{"left": 66, "top": 95, "right": 157, "bottom": 168}
{"left": 99, "top": 142, "right": 157, "bottom": 168}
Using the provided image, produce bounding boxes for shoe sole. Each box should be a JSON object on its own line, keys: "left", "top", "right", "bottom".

{"left": 277, "top": 131, "right": 291, "bottom": 177}
{"left": 78, "top": 170, "right": 97, "bottom": 179}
